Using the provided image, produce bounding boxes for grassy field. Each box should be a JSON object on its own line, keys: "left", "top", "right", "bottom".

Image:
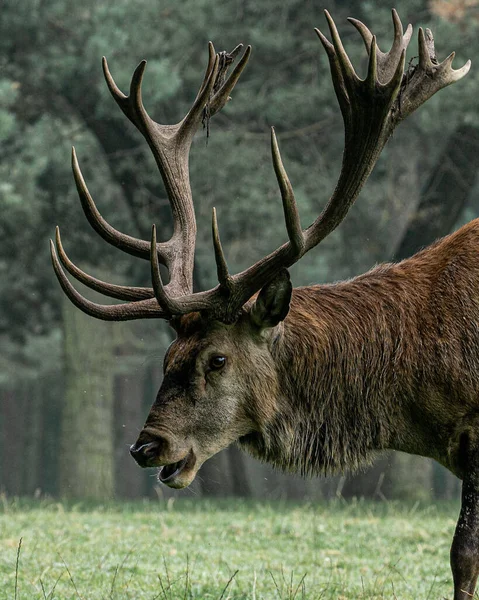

{"left": 0, "top": 497, "right": 465, "bottom": 599}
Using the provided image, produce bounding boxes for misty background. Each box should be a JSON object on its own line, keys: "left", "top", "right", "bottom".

{"left": 1, "top": 0, "right": 478, "bottom": 502}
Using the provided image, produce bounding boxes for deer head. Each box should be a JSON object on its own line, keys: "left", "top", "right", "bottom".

{"left": 51, "top": 10, "right": 470, "bottom": 488}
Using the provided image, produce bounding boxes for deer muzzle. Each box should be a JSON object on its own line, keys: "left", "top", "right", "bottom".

{"left": 129, "top": 430, "right": 197, "bottom": 488}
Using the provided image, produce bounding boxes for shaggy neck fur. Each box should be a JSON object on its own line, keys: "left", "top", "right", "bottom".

{"left": 243, "top": 273, "right": 416, "bottom": 475}
{"left": 241, "top": 221, "right": 479, "bottom": 476}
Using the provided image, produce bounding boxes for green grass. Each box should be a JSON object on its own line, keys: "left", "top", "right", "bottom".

{"left": 0, "top": 497, "right": 464, "bottom": 599}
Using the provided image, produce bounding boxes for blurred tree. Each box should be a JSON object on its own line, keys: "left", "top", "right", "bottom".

{"left": 394, "top": 0, "right": 479, "bottom": 260}
{"left": 1, "top": 0, "right": 478, "bottom": 499}
{"left": 113, "top": 349, "right": 149, "bottom": 498}
{"left": 60, "top": 293, "right": 115, "bottom": 499}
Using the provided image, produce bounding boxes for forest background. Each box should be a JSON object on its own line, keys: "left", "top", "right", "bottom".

{"left": 1, "top": 0, "right": 478, "bottom": 502}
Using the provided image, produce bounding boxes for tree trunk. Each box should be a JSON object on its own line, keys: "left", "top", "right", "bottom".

{"left": 382, "top": 453, "right": 433, "bottom": 501}
{"left": 114, "top": 363, "right": 147, "bottom": 499}
{"left": 393, "top": 124, "right": 479, "bottom": 261}
{"left": 21, "top": 381, "right": 44, "bottom": 495}
{"left": 39, "top": 371, "right": 63, "bottom": 497}
{"left": 59, "top": 292, "right": 115, "bottom": 499}
{"left": 432, "top": 461, "right": 461, "bottom": 499}
{"left": 342, "top": 456, "right": 390, "bottom": 499}
{"left": 227, "top": 445, "right": 252, "bottom": 497}
{"left": 0, "top": 388, "right": 25, "bottom": 494}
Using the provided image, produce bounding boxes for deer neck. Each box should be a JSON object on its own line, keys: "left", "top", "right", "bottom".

{"left": 245, "top": 280, "right": 408, "bottom": 476}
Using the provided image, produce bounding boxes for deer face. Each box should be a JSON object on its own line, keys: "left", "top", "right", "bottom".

{"left": 129, "top": 275, "right": 292, "bottom": 488}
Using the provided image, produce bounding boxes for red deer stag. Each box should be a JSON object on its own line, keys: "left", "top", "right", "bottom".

{"left": 51, "top": 10, "right": 473, "bottom": 599}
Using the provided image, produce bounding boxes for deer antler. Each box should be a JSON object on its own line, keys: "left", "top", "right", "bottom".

{"left": 51, "top": 42, "right": 250, "bottom": 318}
{"left": 51, "top": 10, "right": 470, "bottom": 323}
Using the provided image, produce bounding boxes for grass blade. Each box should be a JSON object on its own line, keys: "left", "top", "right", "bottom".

{"left": 59, "top": 554, "right": 83, "bottom": 600}
{"left": 218, "top": 570, "right": 239, "bottom": 600}
{"left": 14, "top": 537, "right": 22, "bottom": 600}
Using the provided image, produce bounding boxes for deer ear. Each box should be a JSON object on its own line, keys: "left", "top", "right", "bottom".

{"left": 250, "top": 269, "right": 292, "bottom": 329}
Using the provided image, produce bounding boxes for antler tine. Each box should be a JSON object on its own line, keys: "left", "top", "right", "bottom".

{"left": 50, "top": 240, "right": 166, "bottom": 321}
{"left": 365, "top": 36, "right": 378, "bottom": 94}
{"left": 181, "top": 44, "right": 252, "bottom": 133}
{"left": 102, "top": 57, "right": 150, "bottom": 132}
{"left": 150, "top": 225, "right": 186, "bottom": 315}
{"left": 418, "top": 27, "right": 437, "bottom": 68}
{"left": 323, "top": 10, "right": 358, "bottom": 86}
{"left": 392, "top": 25, "right": 471, "bottom": 124}
{"left": 321, "top": 9, "right": 360, "bottom": 118}
{"left": 391, "top": 9, "right": 413, "bottom": 49}
{"left": 211, "top": 208, "right": 232, "bottom": 290}
{"left": 72, "top": 147, "right": 164, "bottom": 261}
{"left": 347, "top": 16, "right": 373, "bottom": 49}
{"left": 180, "top": 54, "right": 220, "bottom": 137}
{"left": 442, "top": 52, "right": 472, "bottom": 82}
{"left": 348, "top": 10, "right": 412, "bottom": 85}
{"left": 271, "top": 128, "right": 304, "bottom": 258}
{"left": 196, "top": 41, "right": 217, "bottom": 99}
{"left": 55, "top": 227, "right": 154, "bottom": 302}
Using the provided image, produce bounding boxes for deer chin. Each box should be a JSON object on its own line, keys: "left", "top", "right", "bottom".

{"left": 158, "top": 449, "right": 197, "bottom": 489}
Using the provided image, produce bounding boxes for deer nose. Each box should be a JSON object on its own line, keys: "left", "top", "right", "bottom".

{"left": 129, "top": 440, "right": 163, "bottom": 468}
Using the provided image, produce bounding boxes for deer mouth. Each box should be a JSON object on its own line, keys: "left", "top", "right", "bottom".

{"left": 158, "top": 449, "right": 196, "bottom": 488}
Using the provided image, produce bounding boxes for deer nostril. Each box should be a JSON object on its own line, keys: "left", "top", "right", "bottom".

{"left": 130, "top": 441, "right": 153, "bottom": 455}
{"left": 129, "top": 440, "right": 162, "bottom": 467}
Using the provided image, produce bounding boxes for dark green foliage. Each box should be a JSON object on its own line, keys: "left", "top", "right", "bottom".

{"left": 2, "top": 0, "right": 477, "bottom": 344}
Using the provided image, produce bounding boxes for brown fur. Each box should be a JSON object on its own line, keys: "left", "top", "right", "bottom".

{"left": 239, "top": 219, "right": 479, "bottom": 479}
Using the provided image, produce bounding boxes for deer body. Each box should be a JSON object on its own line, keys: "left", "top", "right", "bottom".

{"left": 50, "top": 10, "right": 476, "bottom": 599}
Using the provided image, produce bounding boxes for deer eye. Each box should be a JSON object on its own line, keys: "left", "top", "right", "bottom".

{"left": 209, "top": 355, "right": 226, "bottom": 370}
